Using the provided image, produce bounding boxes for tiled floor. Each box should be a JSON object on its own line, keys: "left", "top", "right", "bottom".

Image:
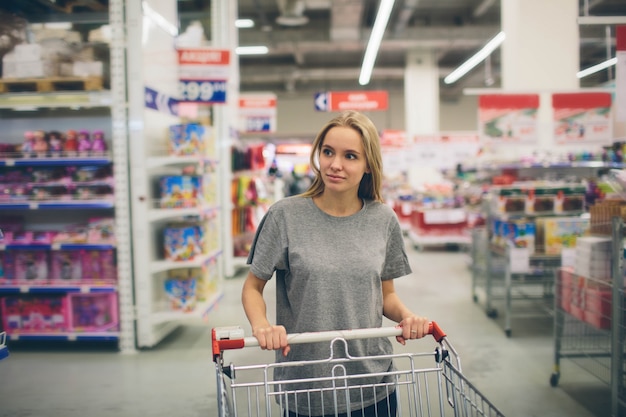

{"left": 0, "top": 243, "right": 612, "bottom": 417}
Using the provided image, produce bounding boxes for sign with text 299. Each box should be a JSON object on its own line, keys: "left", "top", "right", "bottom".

{"left": 178, "top": 79, "right": 227, "bottom": 103}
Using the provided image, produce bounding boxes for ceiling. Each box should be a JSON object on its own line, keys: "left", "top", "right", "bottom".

{"left": 2, "top": 0, "right": 626, "bottom": 101}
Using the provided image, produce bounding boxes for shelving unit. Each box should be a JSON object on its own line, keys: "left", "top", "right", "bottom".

{"left": 550, "top": 217, "right": 625, "bottom": 416}
{"left": 0, "top": 0, "right": 134, "bottom": 352}
{"left": 469, "top": 161, "right": 620, "bottom": 337}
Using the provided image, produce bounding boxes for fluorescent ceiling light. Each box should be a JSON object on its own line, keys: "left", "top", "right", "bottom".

{"left": 576, "top": 57, "right": 618, "bottom": 78}
{"left": 236, "top": 19, "right": 255, "bottom": 28}
{"left": 444, "top": 31, "right": 505, "bottom": 85}
{"left": 236, "top": 46, "right": 269, "bottom": 55}
{"left": 359, "top": 0, "right": 395, "bottom": 86}
{"left": 142, "top": 1, "right": 178, "bottom": 37}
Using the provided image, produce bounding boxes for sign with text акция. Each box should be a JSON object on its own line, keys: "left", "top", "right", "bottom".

{"left": 177, "top": 48, "right": 230, "bottom": 104}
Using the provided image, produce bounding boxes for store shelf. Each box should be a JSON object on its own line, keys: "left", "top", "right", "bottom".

{"left": 147, "top": 205, "right": 219, "bottom": 223}
{"left": 0, "top": 243, "right": 116, "bottom": 251}
{"left": 7, "top": 332, "right": 119, "bottom": 342}
{"left": 0, "top": 155, "right": 112, "bottom": 167}
{"left": 0, "top": 200, "right": 115, "bottom": 210}
{"left": 0, "top": 285, "right": 117, "bottom": 294}
{"left": 0, "top": 91, "right": 112, "bottom": 110}
{"left": 149, "top": 250, "right": 222, "bottom": 275}
{"left": 150, "top": 291, "right": 223, "bottom": 326}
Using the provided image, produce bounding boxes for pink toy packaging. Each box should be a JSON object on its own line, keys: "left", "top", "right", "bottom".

{"left": 14, "top": 250, "right": 48, "bottom": 282}
{"left": 48, "top": 131, "right": 64, "bottom": 156}
{"left": 86, "top": 217, "right": 116, "bottom": 244}
{"left": 50, "top": 250, "right": 83, "bottom": 281}
{"left": 77, "top": 130, "right": 92, "bottom": 155}
{"left": 90, "top": 130, "right": 107, "bottom": 154}
{"left": 81, "top": 249, "right": 117, "bottom": 282}
{"left": 68, "top": 293, "right": 118, "bottom": 332}
{"left": 1, "top": 296, "right": 67, "bottom": 333}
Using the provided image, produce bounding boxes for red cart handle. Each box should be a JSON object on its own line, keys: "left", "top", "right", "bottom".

{"left": 212, "top": 322, "right": 446, "bottom": 360}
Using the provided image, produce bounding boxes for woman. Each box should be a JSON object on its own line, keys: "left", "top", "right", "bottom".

{"left": 242, "top": 110, "right": 429, "bottom": 417}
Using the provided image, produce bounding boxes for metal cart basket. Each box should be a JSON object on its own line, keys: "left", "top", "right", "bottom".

{"left": 0, "top": 332, "right": 9, "bottom": 361}
{"left": 212, "top": 322, "right": 504, "bottom": 417}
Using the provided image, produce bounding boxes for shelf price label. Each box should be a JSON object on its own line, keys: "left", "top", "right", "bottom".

{"left": 246, "top": 116, "right": 271, "bottom": 132}
{"left": 178, "top": 80, "right": 227, "bottom": 104}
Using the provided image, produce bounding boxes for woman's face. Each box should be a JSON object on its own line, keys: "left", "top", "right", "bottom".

{"left": 318, "top": 126, "right": 369, "bottom": 196}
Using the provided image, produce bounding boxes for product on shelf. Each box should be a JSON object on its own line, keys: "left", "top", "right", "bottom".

{"left": 168, "top": 123, "right": 214, "bottom": 157}
{"left": 164, "top": 269, "right": 197, "bottom": 312}
{"left": 164, "top": 223, "right": 204, "bottom": 261}
{"left": 535, "top": 217, "right": 589, "bottom": 255}
{"left": 13, "top": 249, "right": 48, "bottom": 281}
{"left": 574, "top": 236, "right": 611, "bottom": 281}
{"left": 589, "top": 199, "right": 626, "bottom": 235}
{"left": 64, "top": 130, "right": 78, "bottom": 156}
{"left": 77, "top": 130, "right": 91, "bottom": 156}
{"left": 159, "top": 175, "right": 202, "bottom": 208}
{"left": 50, "top": 250, "right": 82, "bottom": 281}
{"left": 2, "top": 296, "right": 67, "bottom": 333}
{"left": 68, "top": 293, "right": 119, "bottom": 332}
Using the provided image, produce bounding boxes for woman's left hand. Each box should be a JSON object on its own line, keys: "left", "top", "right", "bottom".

{"left": 396, "top": 315, "right": 429, "bottom": 345}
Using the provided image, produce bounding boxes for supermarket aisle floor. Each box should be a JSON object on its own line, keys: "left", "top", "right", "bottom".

{"left": 0, "top": 244, "right": 612, "bottom": 417}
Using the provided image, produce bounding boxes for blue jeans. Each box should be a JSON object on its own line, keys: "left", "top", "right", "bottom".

{"left": 284, "top": 391, "right": 397, "bottom": 417}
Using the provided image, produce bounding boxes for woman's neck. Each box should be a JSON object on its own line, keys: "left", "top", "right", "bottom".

{"left": 313, "top": 193, "right": 363, "bottom": 217}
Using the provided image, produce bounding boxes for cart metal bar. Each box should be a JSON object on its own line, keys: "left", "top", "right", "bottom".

{"left": 213, "top": 322, "right": 505, "bottom": 417}
{"left": 611, "top": 217, "right": 624, "bottom": 417}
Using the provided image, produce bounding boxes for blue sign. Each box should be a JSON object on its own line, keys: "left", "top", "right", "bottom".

{"left": 144, "top": 86, "right": 178, "bottom": 115}
{"left": 314, "top": 92, "right": 328, "bottom": 111}
{"left": 246, "top": 116, "right": 271, "bottom": 132}
{"left": 178, "top": 79, "right": 227, "bottom": 103}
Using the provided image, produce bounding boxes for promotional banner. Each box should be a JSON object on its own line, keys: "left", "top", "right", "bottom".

{"left": 380, "top": 130, "right": 409, "bottom": 176}
{"left": 478, "top": 94, "right": 540, "bottom": 144}
{"left": 177, "top": 48, "right": 230, "bottom": 104}
{"left": 617, "top": 25, "right": 626, "bottom": 122}
{"left": 552, "top": 92, "right": 612, "bottom": 144}
{"left": 314, "top": 90, "right": 388, "bottom": 111}
{"left": 412, "top": 132, "right": 481, "bottom": 169}
{"left": 238, "top": 93, "right": 277, "bottom": 133}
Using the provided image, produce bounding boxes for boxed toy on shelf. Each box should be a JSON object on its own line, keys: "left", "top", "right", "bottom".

{"left": 159, "top": 175, "right": 203, "bottom": 208}
{"left": 67, "top": 292, "right": 118, "bottom": 332}
{"left": 168, "top": 122, "right": 215, "bottom": 157}
{"left": 1, "top": 295, "right": 67, "bottom": 333}
{"left": 163, "top": 223, "right": 204, "bottom": 261}
{"left": 164, "top": 269, "right": 197, "bottom": 312}
{"left": 535, "top": 216, "right": 589, "bottom": 255}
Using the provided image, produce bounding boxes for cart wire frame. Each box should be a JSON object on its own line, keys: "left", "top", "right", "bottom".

{"left": 0, "top": 331, "right": 8, "bottom": 361}
{"left": 212, "top": 322, "right": 505, "bottom": 417}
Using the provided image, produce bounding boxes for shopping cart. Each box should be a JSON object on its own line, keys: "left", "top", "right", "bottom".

{"left": 212, "top": 322, "right": 504, "bottom": 417}
{"left": 0, "top": 331, "right": 9, "bottom": 361}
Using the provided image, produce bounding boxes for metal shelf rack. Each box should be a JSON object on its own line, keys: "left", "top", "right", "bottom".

{"left": 550, "top": 217, "right": 625, "bottom": 416}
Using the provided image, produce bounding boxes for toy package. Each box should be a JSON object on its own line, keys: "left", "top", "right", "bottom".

{"left": 81, "top": 249, "right": 117, "bottom": 282}
{"left": 14, "top": 250, "right": 48, "bottom": 281}
{"left": 159, "top": 175, "right": 203, "bottom": 208}
{"left": 68, "top": 293, "right": 118, "bottom": 332}
{"left": 164, "top": 224, "right": 204, "bottom": 261}
{"left": 164, "top": 269, "right": 197, "bottom": 312}
{"left": 50, "top": 250, "right": 83, "bottom": 281}
{"left": 1, "top": 296, "right": 67, "bottom": 333}
{"left": 168, "top": 123, "right": 210, "bottom": 156}
{"left": 87, "top": 217, "right": 116, "bottom": 244}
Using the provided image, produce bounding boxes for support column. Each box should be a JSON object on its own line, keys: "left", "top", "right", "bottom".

{"left": 404, "top": 49, "right": 439, "bottom": 135}
{"left": 501, "top": 0, "right": 579, "bottom": 91}
{"left": 404, "top": 49, "right": 441, "bottom": 188}
{"left": 499, "top": 0, "right": 579, "bottom": 155}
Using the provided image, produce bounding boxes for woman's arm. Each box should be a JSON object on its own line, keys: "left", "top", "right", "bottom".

{"left": 382, "top": 279, "right": 429, "bottom": 344}
{"left": 241, "top": 271, "right": 290, "bottom": 355}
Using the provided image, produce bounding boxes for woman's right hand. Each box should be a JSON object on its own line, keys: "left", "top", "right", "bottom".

{"left": 253, "top": 324, "right": 290, "bottom": 356}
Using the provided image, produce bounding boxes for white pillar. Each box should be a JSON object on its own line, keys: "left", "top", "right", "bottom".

{"left": 404, "top": 49, "right": 441, "bottom": 188}
{"left": 404, "top": 49, "right": 439, "bottom": 135}
{"left": 501, "top": 0, "right": 579, "bottom": 91}
{"left": 499, "top": 0, "right": 579, "bottom": 156}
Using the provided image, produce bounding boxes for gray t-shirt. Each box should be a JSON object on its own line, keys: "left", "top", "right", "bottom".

{"left": 247, "top": 196, "right": 412, "bottom": 415}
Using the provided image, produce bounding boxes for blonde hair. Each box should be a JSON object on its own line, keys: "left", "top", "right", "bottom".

{"left": 301, "top": 110, "right": 384, "bottom": 202}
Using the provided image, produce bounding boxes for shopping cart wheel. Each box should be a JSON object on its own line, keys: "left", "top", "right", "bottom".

{"left": 472, "top": 294, "right": 478, "bottom": 303}
{"left": 505, "top": 329, "right": 511, "bottom": 338}
{"left": 486, "top": 308, "right": 498, "bottom": 318}
{"left": 550, "top": 372, "right": 560, "bottom": 387}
